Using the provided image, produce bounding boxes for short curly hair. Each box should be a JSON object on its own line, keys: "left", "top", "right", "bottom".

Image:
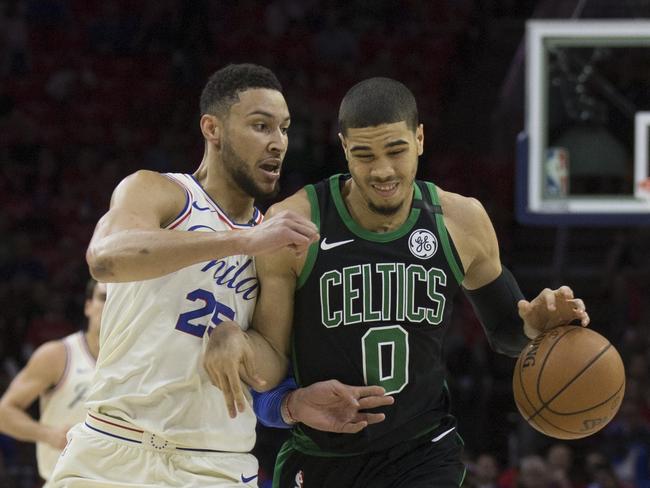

{"left": 338, "top": 77, "right": 418, "bottom": 135}
{"left": 199, "top": 63, "right": 283, "bottom": 117}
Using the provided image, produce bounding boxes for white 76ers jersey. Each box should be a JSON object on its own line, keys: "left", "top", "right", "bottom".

{"left": 38, "top": 332, "right": 95, "bottom": 479}
{"left": 85, "top": 173, "right": 263, "bottom": 451}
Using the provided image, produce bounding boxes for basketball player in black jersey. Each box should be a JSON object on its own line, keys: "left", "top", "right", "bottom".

{"left": 206, "top": 77, "right": 590, "bottom": 488}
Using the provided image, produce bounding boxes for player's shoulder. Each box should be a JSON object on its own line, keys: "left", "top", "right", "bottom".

{"left": 116, "top": 170, "right": 184, "bottom": 196}
{"left": 435, "top": 186, "right": 490, "bottom": 228}
{"left": 265, "top": 187, "right": 311, "bottom": 220}
{"left": 110, "top": 170, "right": 187, "bottom": 213}
{"left": 26, "top": 340, "right": 67, "bottom": 376}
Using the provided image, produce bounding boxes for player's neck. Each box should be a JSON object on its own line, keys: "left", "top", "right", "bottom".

{"left": 193, "top": 157, "right": 255, "bottom": 223}
{"left": 343, "top": 181, "right": 413, "bottom": 233}
{"left": 84, "top": 330, "right": 100, "bottom": 359}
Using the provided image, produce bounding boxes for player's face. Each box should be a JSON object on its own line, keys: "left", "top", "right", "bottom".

{"left": 340, "top": 121, "right": 424, "bottom": 216}
{"left": 221, "top": 89, "right": 290, "bottom": 200}
{"left": 84, "top": 282, "right": 107, "bottom": 333}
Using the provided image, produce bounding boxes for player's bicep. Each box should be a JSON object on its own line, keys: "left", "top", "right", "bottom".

{"left": 0, "top": 342, "right": 66, "bottom": 409}
{"left": 461, "top": 199, "right": 502, "bottom": 290}
{"left": 253, "top": 249, "right": 298, "bottom": 357}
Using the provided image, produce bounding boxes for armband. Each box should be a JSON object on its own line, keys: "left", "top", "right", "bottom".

{"left": 251, "top": 376, "right": 297, "bottom": 429}
{"left": 463, "top": 266, "right": 529, "bottom": 357}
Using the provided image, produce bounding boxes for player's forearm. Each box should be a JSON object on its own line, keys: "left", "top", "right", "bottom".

{"left": 464, "top": 266, "right": 529, "bottom": 357}
{"left": 0, "top": 404, "right": 51, "bottom": 444}
{"left": 246, "top": 330, "right": 289, "bottom": 391}
{"left": 87, "top": 229, "right": 248, "bottom": 282}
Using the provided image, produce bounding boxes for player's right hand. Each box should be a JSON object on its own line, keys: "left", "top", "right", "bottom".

{"left": 203, "top": 321, "right": 265, "bottom": 418}
{"left": 243, "top": 210, "right": 319, "bottom": 256}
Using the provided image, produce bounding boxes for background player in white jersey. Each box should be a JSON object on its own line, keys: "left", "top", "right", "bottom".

{"left": 0, "top": 279, "right": 105, "bottom": 488}
{"left": 49, "top": 63, "right": 385, "bottom": 488}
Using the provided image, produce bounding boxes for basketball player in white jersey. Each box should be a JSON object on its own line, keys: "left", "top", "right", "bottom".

{"left": 0, "top": 279, "right": 105, "bottom": 487}
{"left": 46, "top": 63, "right": 326, "bottom": 488}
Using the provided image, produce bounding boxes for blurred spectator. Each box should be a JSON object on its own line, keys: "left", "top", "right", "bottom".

{"left": 0, "top": 0, "right": 30, "bottom": 76}
{"left": 546, "top": 443, "right": 578, "bottom": 488}
{"left": 311, "top": 10, "right": 359, "bottom": 65}
{"left": 602, "top": 393, "right": 650, "bottom": 488}
{"left": 25, "top": 0, "right": 68, "bottom": 26}
{"left": 587, "top": 463, "right": 626, "bottom": 488}
{"left": 517, "top": 455, "right": 557, "bottom": 488}
{"left": 88, "top": 0, "right": 137, "bottom": 54}
{"left": 469, "top": 452, "right": 501, "bottom": 488}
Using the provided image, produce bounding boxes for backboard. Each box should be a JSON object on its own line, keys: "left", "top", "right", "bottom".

{"left": 517, "top": 20, "right": 650, "bottom": 225}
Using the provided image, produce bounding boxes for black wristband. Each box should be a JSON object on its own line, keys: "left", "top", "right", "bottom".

{"left": 463, "top": 267, "right": 529, "bottom": 357}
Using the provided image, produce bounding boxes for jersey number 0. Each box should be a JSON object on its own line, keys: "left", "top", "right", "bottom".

{"left": 362, "top": 325, "right": 409, "bottom": 395}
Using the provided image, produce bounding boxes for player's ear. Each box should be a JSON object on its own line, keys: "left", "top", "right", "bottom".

{"left": 338, "top": 132, "right": 349, "bottom": 162}
{"left": 200, "top": 114, "right": 221, "bottom": 148}
{"left": 416, "top": 124, "right": 424, "bottom": 156}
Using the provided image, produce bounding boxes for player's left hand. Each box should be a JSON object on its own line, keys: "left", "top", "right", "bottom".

{"left": 518, "top": 286, "right": 589, "bottom": 339}
{"left": 203, "top": 321, "right": 266, "bottom": 418}
{"left": 289, "top": 380, "right": 395, "bottom": 434}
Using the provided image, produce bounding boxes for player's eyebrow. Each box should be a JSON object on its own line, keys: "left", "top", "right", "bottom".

{"left": 350, "top": 139, "right": 409, "bottom": 152}
{"left": 384, "top": 139, "right": 409, "bottom": 148}
{"left": 246, "top": 110, "right": 291, "bottom": 122}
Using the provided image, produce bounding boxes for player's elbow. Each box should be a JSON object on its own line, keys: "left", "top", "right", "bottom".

{"left": 86, "top": 244, "right": 114, "bottom": 282}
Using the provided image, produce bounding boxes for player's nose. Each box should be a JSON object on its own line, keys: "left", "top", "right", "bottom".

{"left": 268, "top": 128, "right": 287, "bottom": 154}
{"left": 369, "top": 157, "right": 397, "bottom": 179}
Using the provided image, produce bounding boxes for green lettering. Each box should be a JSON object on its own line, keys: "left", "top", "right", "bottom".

{"left": 376, "top": 263, "right": 395, "bottom": 321}
{"left": 343, "top": 265, "right": 362, "bottom": 325}
{"left": 362, "top": 264, "right": 382, "bottom": 323}
{"left": 320, "top": 270, "right": 342, "bottom": 328}
{"left": 425, "top": 268, "right": 447, "bottom": 325}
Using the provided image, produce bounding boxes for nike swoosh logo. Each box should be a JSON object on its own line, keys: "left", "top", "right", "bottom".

{"left": 241, "top": 474, "right": 258, "bottom": 483}
{"left": 431, "top": 427, "right": 455, "bottom": 443}
{"left": 320, "top": 238, "right": 354, "bottom": 250}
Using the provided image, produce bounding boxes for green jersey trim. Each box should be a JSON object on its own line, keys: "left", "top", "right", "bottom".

{"left": 296, "top": 184, "right": 320, "bottom": 290}
{"left": 291, "top": 334, "right": 302, "bottom": 386}
{"left": 329, "top": 174, "right": 422, "bottom": 242}
{"left": 290, "top": 425, "right": 363, "bottom": 457}
{"left": 458, "top": 465, "right": 468, "bottom": 487}
{"left": 272, "top": 439, "right": 294, "bottom": 488}
{"left": 425, "top": 182, "right": 464, "bottom": 285}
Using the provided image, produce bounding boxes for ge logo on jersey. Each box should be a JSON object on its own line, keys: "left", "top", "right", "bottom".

{"left": 408, "top": 229, "right": 437, "bottom": 259}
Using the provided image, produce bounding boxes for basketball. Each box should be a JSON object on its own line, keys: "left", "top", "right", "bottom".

{"left": 513, "top": 325, "right": 625, "bottom": 440}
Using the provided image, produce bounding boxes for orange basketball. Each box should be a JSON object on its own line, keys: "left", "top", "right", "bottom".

{"left": 513, "top": 325, "right": 625, "bottom": 440}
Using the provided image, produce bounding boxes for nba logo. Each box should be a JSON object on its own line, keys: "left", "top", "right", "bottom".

{"left": 544, "top": 147, "right": 570, "bottom": 198}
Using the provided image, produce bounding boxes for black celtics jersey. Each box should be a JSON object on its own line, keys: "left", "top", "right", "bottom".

{"left": 290, "top": 174, "right": 465, "bottom": 456}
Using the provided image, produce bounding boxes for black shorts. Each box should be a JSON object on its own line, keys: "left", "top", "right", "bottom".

{"left": 272, "top": 428, "right": 466, "bottom": 488}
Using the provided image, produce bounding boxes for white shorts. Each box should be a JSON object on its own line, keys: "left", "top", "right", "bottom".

{"left": 49, "top": 414, "right": 259, "bottom": 488}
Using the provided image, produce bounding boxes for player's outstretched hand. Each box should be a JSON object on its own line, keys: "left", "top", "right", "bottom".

{"left": 289, "top": 380, "right": 394, "bottom": 434}
{"left": 518, "top": 285, "right": 590, "bottom": 338}
{"left": 243, "top": 210, "right": 319, "bottom": 257}
{"left": 203, "top": 321, "right": 265, "bottom": 418}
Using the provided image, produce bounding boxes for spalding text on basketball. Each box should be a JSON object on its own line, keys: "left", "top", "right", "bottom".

{"left": 522, "top": 334, "right": 546, "bottom": 368}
